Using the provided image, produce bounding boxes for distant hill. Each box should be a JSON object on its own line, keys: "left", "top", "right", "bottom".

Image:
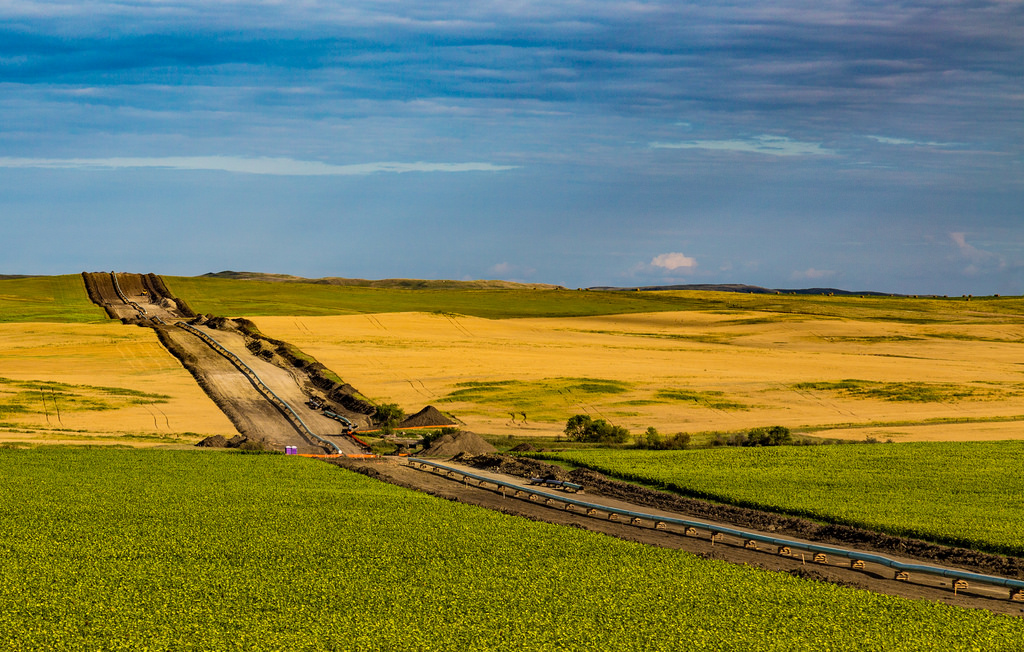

{"left": 588, "top": 283, "right": 899, "bottom": 296}
{"left": 200, "top": 271, "right": 565, "bottom": 291}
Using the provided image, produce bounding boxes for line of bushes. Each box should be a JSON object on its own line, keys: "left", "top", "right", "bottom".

{"left": 563, "top": 415, "right": 800, "bottom": 450}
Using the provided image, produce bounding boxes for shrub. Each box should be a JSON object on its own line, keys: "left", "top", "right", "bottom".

{"left": 744, "top": 425, "right": 792, "bottom": 447}
{"left": 373, "top": 403, "right": 405, "bottom": 435}
{"left": 563, "top": 415, "right": 629, "bottom": 443}
{"left": 635, "top": 427, "right": 690, "bottom": 450}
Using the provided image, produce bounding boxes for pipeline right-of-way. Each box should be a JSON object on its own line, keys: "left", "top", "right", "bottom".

{"left": 409, "top": 458, "right": 1024, "bottom": 601}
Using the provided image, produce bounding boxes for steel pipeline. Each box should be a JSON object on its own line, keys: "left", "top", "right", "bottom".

{"left": 176, "top": 321, "right": 343, "bottom": 455}
{"left": 409, "top": 458, "right": 1024, "bottom": 593}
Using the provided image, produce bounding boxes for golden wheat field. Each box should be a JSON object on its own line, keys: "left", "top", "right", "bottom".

{"left": 253, "top": 311, "right": 1024, "bottom": 441}
{"left": 0, "top": 323, "right": 236, "bottom": 445}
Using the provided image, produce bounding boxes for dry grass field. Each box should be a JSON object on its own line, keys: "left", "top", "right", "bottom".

{"left": 252, "top": 310, "right": 1024, "bottom": 442}
{"left": 0, "top": 323, "right": 236, "bottom": 445}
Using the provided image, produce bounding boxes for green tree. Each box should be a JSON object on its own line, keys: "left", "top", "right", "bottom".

{"left": 564, "top": 414, "right": 593, "bottom": 440}
{"left": 745, "top": 425, "right": 792, "bottom": 447}
{"left": 373, "top": 403, "right": 405, "bottom": 435}
{"left": 564, "top": 415, "right": 629, "bottom": 443}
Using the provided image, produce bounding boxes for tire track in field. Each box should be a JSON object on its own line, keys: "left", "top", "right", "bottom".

{"left": 788, "top": 384, "right": 861, "bottom": 419}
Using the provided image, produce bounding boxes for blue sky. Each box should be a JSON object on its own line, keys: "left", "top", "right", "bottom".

{"left": 1, "top": 1, "right": 1021, "bottom": 294}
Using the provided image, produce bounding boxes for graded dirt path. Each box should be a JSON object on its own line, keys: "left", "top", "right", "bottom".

{"left": 83, "top": 272, "right": 186, "bottom": 323}
{"left": 83, "top": 271, "right": 365, "bottom": 454}
{"left": 184, "top": 323, "right": 364, "bottom": 454}
{"left": 333, "top": 456, "right": 1024, "bottom": 618}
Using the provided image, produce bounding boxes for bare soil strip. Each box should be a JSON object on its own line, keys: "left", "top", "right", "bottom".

{"left": 82, "top": 272, "right": 368, "bottom": 454}
{"left": 331, "top": 455, "right": 1024, "bottom": 617}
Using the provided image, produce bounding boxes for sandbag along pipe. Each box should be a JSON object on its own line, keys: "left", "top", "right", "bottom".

{"left": 409, "top": 458, "right": 1024, "bottom": 595}
{"left": 176, "top": 321, "right": 342, "bottom": 455}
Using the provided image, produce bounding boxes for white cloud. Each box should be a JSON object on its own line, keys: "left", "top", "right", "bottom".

{"left": 867, "top": 135, "right": 958, "bottom": 148}
{"left": 791, "top": 268, "right": 835, "bottom": 280}
{"left": 651, "top": 252, "right": 697, "bottom": 271}
{"left": 650, "top": 135, "right": 834, "bottom": 157}
{"left": 0, "top": 156, "right": 517, "bottom": 176}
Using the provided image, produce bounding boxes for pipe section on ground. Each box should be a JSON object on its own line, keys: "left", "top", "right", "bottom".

{"left": 176, "top": 321, "right": 342, "bottom": 455}
{"left": 409, "top": 458, "right": 1024, "bottom": 593}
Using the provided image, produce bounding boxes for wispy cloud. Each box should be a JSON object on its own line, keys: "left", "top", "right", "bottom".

{"left": 650, "top": 136, "right": 835, "bottom": 157}
{"left": 949, "top": 232, "right": 1005, "bottom": 276}
{"left": 0, "top": 156, "right": 517, "bottom": 176}
{"left": 867, "top": 136, "right": 958, "bottom": 148}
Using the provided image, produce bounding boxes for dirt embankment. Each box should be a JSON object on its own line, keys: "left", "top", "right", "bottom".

{"left": 203, "top": 316, "right": 375, "bottom": 423}
{"left": 82, "top": 271, "right": 193, "bottom": 323}
{"left": 83, "top": 272, "right": 359, "bottom": 452}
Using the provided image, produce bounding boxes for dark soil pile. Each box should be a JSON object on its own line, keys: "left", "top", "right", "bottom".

{"left": 195, "top": 435, "right": 228, "bottom": 448}
{"left": 399, "top": 405, "right": 457, "bottom": 429}
{"left": 421, "top": 431, "right": 496, "bottom": 457}
{"left": 455, "top": 453, "right": 566, "bottom": 480}
{"left": 509, "top": 443, "right": 537, "bottom": 452}
{"left": 194, "top": 434, "right": 271, "bottom": 451}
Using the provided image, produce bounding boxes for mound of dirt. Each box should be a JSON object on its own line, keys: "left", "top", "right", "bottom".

{"left": 195, "top": 434, "right": 272, "bottom": 451}
{"left": 421, "top": 431, "right": 497, "bottom": 457}
{"left": 455, "top": 453, "right": 566, "bottom": 480}
{"left": 509, "top": 443, "right": 537, "bottom": 452}
{"left": 399, "top": 405, "right": 457, "bottom": 429}
{"left": 195, "top": 435, "right": 228, "bottom": 448}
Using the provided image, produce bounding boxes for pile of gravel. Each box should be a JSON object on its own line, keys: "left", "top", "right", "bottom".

{"left": 399, "top": 405, "right": 457, "bottom": 429}
{"left": 420, "top": 430, "right": 497, "bottom": 457}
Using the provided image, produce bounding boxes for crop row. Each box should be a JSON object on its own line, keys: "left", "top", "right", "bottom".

{"left": 530, "top": 441, "right": 1024, "bottom": 557}
{"left": 0, "top": 447, "right": 1021, "bottom": 650}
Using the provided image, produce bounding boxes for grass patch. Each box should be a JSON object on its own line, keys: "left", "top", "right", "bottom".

{"left": 565, "top": 329, "right": 737, "bottom": 345}
{"left": 819, "top": 335, "right": 924, "bottom": 343}
{"left": 655, "top": 389, "right": 748, "bottom": 410}
{"left": 0, "top": 377, "right": 169, "bottom": 419}
{"left": 530, "top": 442, "right": 1024, "bottom": 557}
{"left": 165, "top": 276, "right": 1024, "bottom": 322}
{"left": 794, "top": 379, "right": 1005, "bottom": 402}
{"left": 439, "top": 377, "right": 631, "bottom": 421}
{"left": 0, "top": 275, "right": 108, "bottom": 323}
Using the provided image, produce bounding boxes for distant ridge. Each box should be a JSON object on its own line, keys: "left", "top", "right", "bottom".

{"left": 200, "top": 271, "right": 565, "bottom": 291}
{"left": 587, "top": 283, "right": 899, "bottom": 296}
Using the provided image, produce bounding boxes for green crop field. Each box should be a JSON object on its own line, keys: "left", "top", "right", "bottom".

{"left": 164, "top": 275, "right": 1024, "bottom": 322}
{"left": 2, "top": 447, "right": 1020, "bottom": 650}
{"left": 530, "top": 441, "right": 1024, "bottom": 556}
{"left": 0, "top": 275, "right": 107, "bottom": 323}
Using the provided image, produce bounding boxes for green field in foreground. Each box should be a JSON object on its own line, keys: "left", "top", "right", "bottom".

{"left": 531, "top": 441, "right": 1024, "bottom": 557}
{"left": 0, "top": 275, "right": 107, "bottom": 323}
{"left": 1, "top": 448, "right": 1020, "bottom": 650}
{"left": 165, "top": 275, "right": 1024, "bottom": 321}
